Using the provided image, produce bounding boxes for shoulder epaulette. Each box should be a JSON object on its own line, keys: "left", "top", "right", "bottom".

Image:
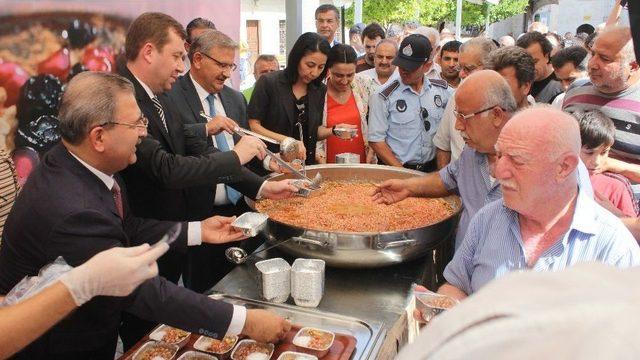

{"left": 429, "top": 78, "right": 449, "bottom": 89}
{"left": 380, "top": 80, "right": 400, "bottom": 99}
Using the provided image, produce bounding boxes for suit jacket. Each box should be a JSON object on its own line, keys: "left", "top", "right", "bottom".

{"left": 247, "top": 70, "right": 326, "bottom": 164}
{"left": 163, "top": 73, "right": 266, "bottom": 219}
{"left": 0, "top": 144, "right": 234, "bottom": 358}
{"left": 117, "top": 65, "right": 261, "bottom": 221}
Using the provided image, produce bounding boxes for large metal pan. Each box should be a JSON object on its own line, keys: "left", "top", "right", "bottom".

{"left": 249, "top": 164, "right": 461, "bottom": 268}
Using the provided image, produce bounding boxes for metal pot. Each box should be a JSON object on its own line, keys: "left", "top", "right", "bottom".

{"left": 250, "top": 164, "right": 461, "bottom": 268}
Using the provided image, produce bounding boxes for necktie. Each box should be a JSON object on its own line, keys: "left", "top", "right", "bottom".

{"left": 206, "top": 94, "right": 242, "bottom": 205}
{"left": 151, "top": 96, "right": 169, "bottom": 133}
{"left": 111, "top": 182, "right": 124, "bottom": 220}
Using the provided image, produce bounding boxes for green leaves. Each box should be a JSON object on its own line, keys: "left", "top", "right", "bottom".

{"left": 345, "top": 0, "right": 529, "bottom": 28}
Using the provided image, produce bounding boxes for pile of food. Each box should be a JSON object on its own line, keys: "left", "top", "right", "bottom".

{"left": 134, "top": 343, "right": 177, "bottom": 360}
{"left": 161, "top": 327, "right": 190, "bottom": 344}
{"left": 231, "top": 340, "right": 274, "bottom": 360}
{"left": 194, "top": 335, "right": 238, "bottom": 354}
{"left": 256, "top": 181, "right": 455, "bottom": 232}
{"left": 424, "top": 295, "right": 458, "bottom": 309}
{"left": 293, "top": 328, "right": 334, "bottom": 350}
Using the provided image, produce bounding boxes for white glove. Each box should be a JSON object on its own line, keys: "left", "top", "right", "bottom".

{"left": 59, "top": 243, "right": 169, "bottom": 306}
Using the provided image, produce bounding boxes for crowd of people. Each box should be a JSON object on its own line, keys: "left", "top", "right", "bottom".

{"left": 0, "top": 1, "right": 638, "bottom": 358}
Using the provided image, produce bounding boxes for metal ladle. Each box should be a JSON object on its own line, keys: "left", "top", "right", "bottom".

{"left": 199, "top": 111, "right": 322, "bottom": 189}
{"left": 225, "top": 238, "right": 293, "bottom": 264}
{"left": 199, "top": 111, "right": 298, "bottom": 158}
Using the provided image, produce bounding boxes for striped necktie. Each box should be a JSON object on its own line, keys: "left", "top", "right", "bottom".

{"left": 151, "top": 96, "right": 169, "bottom": 133}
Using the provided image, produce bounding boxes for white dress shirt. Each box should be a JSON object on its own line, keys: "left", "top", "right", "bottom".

{"left": 131, "top": 73, "right": 207, "bottom": 246}
{"left": 190, "top": 74, "right": 236, "bottom": 206}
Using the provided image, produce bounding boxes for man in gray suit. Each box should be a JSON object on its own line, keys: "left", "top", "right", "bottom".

{"left": 164, "top": 30, "right": 273, "bottom": 292}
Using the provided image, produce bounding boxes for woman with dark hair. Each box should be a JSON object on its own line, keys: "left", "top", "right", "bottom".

{"left": 248, "top": 32, "right": 350, "bottom": 165}
{"left": 319, "top": 44, "right": 376, "bottom": 163}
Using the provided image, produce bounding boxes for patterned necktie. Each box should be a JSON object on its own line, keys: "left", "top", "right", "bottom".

{"left": 206, "top": 94, "right": 242, "bottom": 205}
{"left": 151, "top": 96, "right": 169, "bottom": 133}
{"left": 111, "top": 182, "right": 124, "bottom": 220}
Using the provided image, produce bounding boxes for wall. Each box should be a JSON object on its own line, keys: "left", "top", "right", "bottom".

{"left": 489, "top": 0, "right": 630, "bottom": 37}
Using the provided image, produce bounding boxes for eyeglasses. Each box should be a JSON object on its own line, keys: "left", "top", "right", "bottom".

{"left": 199, "top": 52, "right": 237, "bottom": 71}
{"left": 453, "top": 105, "right": 502, "bottom": 121}
{"left": 97, "top": 115, "right": 148, "bottom": 130}
{"left": 460, "top": 64, "right": 480, "bottom": 74}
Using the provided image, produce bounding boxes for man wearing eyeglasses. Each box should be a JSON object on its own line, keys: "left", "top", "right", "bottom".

{"left": 0, "top": 71, "right": 291, "bottom": 359}
{"left": 373, "top": 71, "right": 515, "bottom": 250}
{"left": 368, "top": 34, "right": 452, "bottom": 173}
{"left": 164, "top": 29, "right": 282, "bottom": 293}
{"left": 315, "top": 4, "right": 340, "bottom": 47}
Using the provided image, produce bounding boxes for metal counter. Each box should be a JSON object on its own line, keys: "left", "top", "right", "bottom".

{"left": 211, "top": 241, "right": 449, "bottom": 360}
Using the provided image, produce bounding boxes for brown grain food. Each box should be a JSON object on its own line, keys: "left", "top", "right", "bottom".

{"left": 256, "top": 181, "right": 455, "bottom": 232}
{"left": 206, "top": 335, "right": 237, "bottom": 353}
{"left": 425, "top": 296, "right": 457, "bottom": 309}
{"left": 162, "top": 327, "right": 190, "bottom": 344}
{"left": 137, "top": 346, "right": 175, "bottom": 360}
{"left": 232, "top": 341, "right": 273, "bottom": 360}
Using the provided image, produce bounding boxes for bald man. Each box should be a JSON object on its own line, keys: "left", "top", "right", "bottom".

{"left": 564, "top": 26, "right": 640, "bottom": 182}
{"left": 373, "top": 71, "right": 517, "bottom": 249}
{"left": 438, "top": 106, "right": 640, "bottom": 301}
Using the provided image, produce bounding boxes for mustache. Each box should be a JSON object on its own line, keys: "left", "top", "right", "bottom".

{"left": 498, "top": 179, "right": 518, "bottom": 190}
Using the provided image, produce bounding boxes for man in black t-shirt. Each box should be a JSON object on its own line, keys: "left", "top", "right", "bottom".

{"left": 517, "top": 32, "right": 564, "bottom": 104}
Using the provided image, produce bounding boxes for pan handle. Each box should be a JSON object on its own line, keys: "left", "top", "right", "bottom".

{"left": 291, "top": 236, "right": 333, "bottom": 249}
{"left": 375, "top": 238, "right": 417, "bottom": 250}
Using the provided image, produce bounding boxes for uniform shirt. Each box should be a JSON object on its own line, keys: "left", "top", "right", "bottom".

{"left": 368, "top": 76, "right": 452, "bottom": 164}
{"left": 444, "top": 188, "right": 640, "bottom": 296}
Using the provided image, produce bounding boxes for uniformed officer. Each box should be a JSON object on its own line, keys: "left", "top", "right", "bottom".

{"left": 368, "top": 34, "right": 452, "bottom": 172}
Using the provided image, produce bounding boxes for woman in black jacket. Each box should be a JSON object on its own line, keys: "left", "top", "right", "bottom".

{"left": 248, "top": 32, "right": 332, "bottom": 165}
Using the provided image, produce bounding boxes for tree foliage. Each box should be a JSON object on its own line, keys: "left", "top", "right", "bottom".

{"left": 344, "top": 0, "right": 529, "bottom": 28}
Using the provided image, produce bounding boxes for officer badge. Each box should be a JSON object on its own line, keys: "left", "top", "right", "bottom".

{"left": 402, "top": 44, "right": 413, "bottom": 57}
{"left": 396, "top": 99, "right": 407, "bottom": 112}
{"left": 434, "top": 95, "right": 443, "bottom": 108}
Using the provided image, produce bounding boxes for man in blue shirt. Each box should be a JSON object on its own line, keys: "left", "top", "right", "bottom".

{"left": 368, "top": 34, "right": 452, "bottom": 173}
{"left": 373, "top": 70, "right": 517, "bottom": 247}
{"left": 373, "top": 70, "right": 594, "bottom": 250}
{"left": 440, "top": 106, "right": 640, "bottom": 300}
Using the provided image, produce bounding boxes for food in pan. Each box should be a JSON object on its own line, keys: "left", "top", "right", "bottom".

{"left": 230, "top": 339, "right": 274, "bottom": 360}
{"left": 149, "top": 325, "right": 191, "bottom": 346}
{"left": 162, "top": 327, "right": 190, "bottom": 344}
{"left": 132, "top": 342, "right": 178, "bottom": 360}
{"left": 424, "top": 294, "right": 457, "bottom": 309}
{"left": 194, "top": 335, "right": 238, "bottom": 354}
{"left": 292, "top": 328, "right": 335, "bottom": 351}
{"left": 276, "top": 352, "right": 318, "bottom": 360}
{"left": 177, "top": 351, "right": 218, "bottom": 360}
{"left": 256, "top": 181, "right": 455, "bottom": 232}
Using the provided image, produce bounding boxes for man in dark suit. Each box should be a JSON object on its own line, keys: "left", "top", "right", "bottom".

{"left": 115, "top": 12, "right": 296, "bottom": 348}
{"left": 0, "top": 71, "right": 290, "bottom": 359}
{"left": 164, "top": 29, "right": 275, "bottom": 293}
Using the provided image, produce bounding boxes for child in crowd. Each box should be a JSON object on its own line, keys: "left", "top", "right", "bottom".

{"left": 573, "top": 109, "right": 638, "bottom": 217}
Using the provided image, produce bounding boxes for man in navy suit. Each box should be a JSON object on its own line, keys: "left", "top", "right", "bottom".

{"left": 0, "top": 71, "right": 290, "bottom": 359}
{"left": 164, "top": 29, "right": 275, "bottom": 293}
